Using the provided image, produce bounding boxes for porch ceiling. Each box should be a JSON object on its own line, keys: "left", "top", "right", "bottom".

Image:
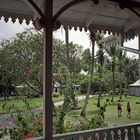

{"left": 0, "top": 0, "right": 140, "bottom": 38}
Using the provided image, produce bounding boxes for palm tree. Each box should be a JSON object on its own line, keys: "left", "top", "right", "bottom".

{"left": 117, "top": 48, "right": 126, "bottom": 100}
{"left": 124, "top": 57, "right": 131, "bottom": 89}
{"left": 105, "top": 44, "right": 119, "bottom": 102}
{"left": 81, "top": 48, "right": 92, "bottom": 73}
{"left": 80, "top": 30, "right": 95, "bottom": 117}
{"left": 123, "top": 57, "right": 139, "bottom": 88}
{"left": 96, "top": 33, "right": 104, "bottom": 107}
{"left": 128, "top": 58, "right": 139, "bottom": 83}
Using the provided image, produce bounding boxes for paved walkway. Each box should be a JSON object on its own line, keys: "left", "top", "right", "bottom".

{"left": 54, "top": 95, "right": 94, "bottom": 106}
{"left": 38, "top": 94, "right": 103, "bottom": 109}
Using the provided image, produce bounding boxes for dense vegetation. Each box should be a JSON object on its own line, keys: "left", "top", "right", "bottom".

{"left": 0, "top": 29, "right": 139, "bottom": 139}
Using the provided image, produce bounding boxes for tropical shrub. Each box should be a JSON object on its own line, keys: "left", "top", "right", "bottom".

{"left": 53, "top": 92, "right": 60, "bottom": 97}
{"left": 1, "top": 97, "right": 43, "bottom": 140}
{"left": 16, "top": 86, "right": 35, "bottom": 95}
{"left": 122, "top": 88, "right": 131, "bottom": 96}
{"left": 77, "top": 74, "right": 108, "bottom": 94}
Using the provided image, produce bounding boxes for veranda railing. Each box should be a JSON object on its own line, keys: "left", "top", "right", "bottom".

{"left": 29, "top": 122, "right": 140, "bottom": 140}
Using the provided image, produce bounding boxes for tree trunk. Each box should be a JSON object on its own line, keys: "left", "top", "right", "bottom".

{"left": 65, "top": 27, "right": 77, "bottom": 108}
{"left": 56, "top": 79, "right": 71, "bottom": 133}
{"left": 125, "top": 74, "right": 128, "bottom": 95}
{"left": 71, "top": 73, "right": 78, "bottom": 108}
{"left": 111, "top": 65, "right": 115, "bottom": 102}
{"left": 80, "top": 75, "right": 92, "bottom": 117}
{"left": 97, "top": 65, "right": 103, "bottom": 107}
{"left": 97, "top": 89, "right": 101, "bottom": 107}
{"left": 119, "top": 72, "right": 123, "bottom": 100}
{"left": 80, "top": 30, "right": 95, "bottom": 117}
{"left": 20, "top": 77, "right": 40, "bottom": 94}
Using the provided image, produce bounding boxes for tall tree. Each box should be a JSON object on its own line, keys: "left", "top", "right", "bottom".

{"left": 0, "top": 30, "right": 43, "bottom": 95}
{"left": 81, "top": 48, "right": 91, "bottom": 73}
{"left": 53, "top": 39, "right": 82, "bottom": 107}
{"left": 105, "top": 44, "right": 119, "bottom": 102}
{"left": 123, "top": 57, "right": 139, "bottom": 87}
{"left": 81, "top": 30, "right": 95, "bottom": 117}
{"left": 117, "top": 48, "right": 126, "bottom": 100}
{"left": 96, "top": 33, "right": 105, "bottom": 107}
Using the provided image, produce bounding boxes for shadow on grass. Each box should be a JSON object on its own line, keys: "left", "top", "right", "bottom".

{"left": 87, "top": 110, "right": 99, "bottom": 115}
{"left": 69, "top": 110, "right": 81, "bottom": 117}
{"left": 69, "top": 109, "right": 100, "bottom": 118}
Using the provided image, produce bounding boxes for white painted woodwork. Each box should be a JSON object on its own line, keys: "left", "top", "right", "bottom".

{"left": 0, "top": 0, "right": 139, "bottom": 38}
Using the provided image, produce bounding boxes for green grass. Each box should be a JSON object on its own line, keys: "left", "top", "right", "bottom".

{"left": 0, "top": 95, "right": 139, "bottom": 128}
{"left": 53, "top": 95, "right": 64, "bottom": 102}
{"left": 0, "top": 97, "right": 43, "bottom": 113}
{"left": 0, "top": 95, "right": 64, "bottom": 113}
{"left": 104, "top": 96, "right": 140, "bottom": 127}
{"left": 66, "top": 96, "right": 140, "bottom": 127}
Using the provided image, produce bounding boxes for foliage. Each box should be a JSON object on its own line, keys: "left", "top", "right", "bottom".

{"left": 53, "top": 40, "right": 82, "bottom": 74}
{"left": 64, "top": 115, "right": 106, "bottom": 132}
{"left": 0, "top": 29, "right": 139, "bottom": 138}
{"left": 54, "top": 83, "right": 72, "bottom": 134}
{"left": 105, "top": 44, "right": 120, "bottom": 102}
{"left": 78, "top": 74, "right": 100, "bottom": 93}
{"left": 0, "top": 29, "right": 43, "bottom": 95}
{"left": 123, "top": 57, "right": 139, "bottom": 84}
{"left": 81, "top": 48, "right": 91, "bottom": 72}
{"left": 16, "top": 86, "right": 38, "bottom": 96}
{"left": 122, "top": 88, "right": 131, "bottom": 97}
{"left": 77, "top": 74, "right": 108, "bottom": 94}
{"left": 53, "top": 92, "right": 60, "bottom": 98}
{"left": 63, "top": 102, "right": 107, "bottom": 132}
{"left": 1, "top": 97, "right": 43, "bottom": 140}
{"left": 0, "top": 29, "right": 83, "bottom": 97}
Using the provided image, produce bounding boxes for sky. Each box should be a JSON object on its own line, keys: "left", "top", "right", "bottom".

{"left": 54, "top": 28, "right": 139, "bottom": 58}
{"left": 0, "top": 18, "right": 138, "bottom": 58}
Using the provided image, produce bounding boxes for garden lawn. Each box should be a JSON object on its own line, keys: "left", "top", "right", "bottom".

{"left": 0, "top": 97, "right": 43, "bottom": 113}
{"left": 0, "top": 95, "right": 64, "bottom": 113}
{"left": 66, "top": 96, "right": 140, "bottom": 127}
{"left": 0, "top": 95, "right": 139, "bottom": 128}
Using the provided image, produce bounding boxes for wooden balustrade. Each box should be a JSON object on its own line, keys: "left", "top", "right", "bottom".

{"left": 28, "top": 123, "right": 140, "bottom": 140}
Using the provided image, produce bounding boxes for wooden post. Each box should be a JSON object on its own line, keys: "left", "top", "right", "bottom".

{"left": 64, "top": 26, "right": 70, "bottom": 70}
{"left": 43, "top": 0, "right": 53, "bottom": 139}
{"left": 138, "top": 34, "right": 140, "bottom": 84}
{"left": 65, "top": 26, "right": 69, "bottom": 44}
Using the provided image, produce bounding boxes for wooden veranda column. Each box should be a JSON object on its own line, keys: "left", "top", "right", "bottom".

{"left": 64, "top": 26, "right": 70, "bottom": 69}
{"left": 43, "top": 0, "right": 53, "bottom": 139}
{"left": 139, "top": 33, "right": 140, "bottom": 84}
{"left": 65, "top": 26, "right": 69, "bottom": 44}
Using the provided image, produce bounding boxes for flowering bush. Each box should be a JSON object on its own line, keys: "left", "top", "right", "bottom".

{"left": 0, "top": 97, "right": 43, "bottom": 140}
{"left": 0, "top": 97, "right": 107, "bottom": 139}
{"left": 63, "top": 116, "right": 107, "bottom": 133}
{"left": 8, "top": 113, "right": 43, "bottom": 140}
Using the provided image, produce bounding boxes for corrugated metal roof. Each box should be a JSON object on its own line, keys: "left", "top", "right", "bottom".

{"left": 129, "top": 79, "right": 140, "bottom": 86}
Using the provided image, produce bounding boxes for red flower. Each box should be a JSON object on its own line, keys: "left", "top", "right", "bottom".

{"left": 25, "top": 131, "right": 36, "bottom": 139}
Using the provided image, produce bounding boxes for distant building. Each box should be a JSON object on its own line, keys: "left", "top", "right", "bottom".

{"left": 128, "top": 80, "right": 140, "bottom": 96}
{"left": 53, "top": 82, "right": 80, "bottom": 94}
{"left": 80, "top": 70, "right": 88, "bottom": 75}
